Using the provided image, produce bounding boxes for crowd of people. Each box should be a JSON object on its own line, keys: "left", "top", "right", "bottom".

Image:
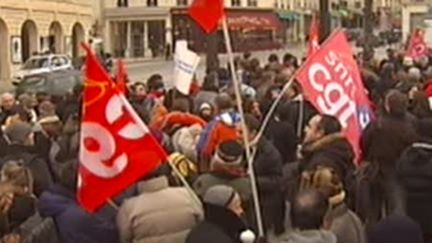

{"left": 0, "top": 48, "right": 430, "bottom": 243}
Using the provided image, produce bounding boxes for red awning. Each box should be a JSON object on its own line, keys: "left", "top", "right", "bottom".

{"left": 225, "top": 11, "right": 282, "bottom": 30}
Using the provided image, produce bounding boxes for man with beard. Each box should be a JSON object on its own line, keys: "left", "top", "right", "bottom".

{"left": 299, "top": 114, "right": 355, "bottom": 184}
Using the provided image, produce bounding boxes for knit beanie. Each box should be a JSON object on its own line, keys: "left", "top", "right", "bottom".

{"left": 368, "top": 215, "right": 424, "bottom": 243}
{"left": 212, "top": 140, "right": 244, "bottom": 166}
{"left": 4, "top": 122, "right": 33, "bottom": 144}
{"left": 204, "top": 185, "right": 237, "bottom": 208}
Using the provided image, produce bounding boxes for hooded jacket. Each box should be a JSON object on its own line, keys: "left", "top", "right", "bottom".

{"left": 280, "top": 230, "right": 337, "bottom": 243}
{"left": 38, "top": 185, "right": 119, "bottom": 243}
{"left": 301, "top": 133, "right": 355, "bottom": 181}
{"left": 397, "top": 141, "right": 432, "bottom": 236}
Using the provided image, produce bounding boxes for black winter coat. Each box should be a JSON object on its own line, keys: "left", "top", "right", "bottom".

{"left": 186, "top": 204, "right": 247, "bottom": 243}
{"left": 397, "top": 141, "right": 432, "bottom": 236}
{"left": 301, "top": 133, "right": 355, "bottom": 181}
{"left": 252, "top": 138, "right": 285, "bottom": 234}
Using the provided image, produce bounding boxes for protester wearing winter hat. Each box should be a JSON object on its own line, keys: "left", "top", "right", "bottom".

{"left": 187, "top": 185, "right": 254, "bottom": 243}
{"left": 193, "top": 140, "right": 251, "bottom": 203}
{"left": 368, "top": 215, "right": 424, "bottom": 243}
{"left": 196, "top": 93, "right": 241, "bottom": 172}
{"left": 2, "top": 122, "right": 53, "bottom": 197}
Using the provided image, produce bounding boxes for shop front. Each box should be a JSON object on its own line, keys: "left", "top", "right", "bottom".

{"left": 277, "top": 10, "right": 301, "bottom": 43}
{"left": 171, "top": 8, "right": 283, "bottom": 53}
{"left": 105, "top": 7, "right": 171, "bottom": 59}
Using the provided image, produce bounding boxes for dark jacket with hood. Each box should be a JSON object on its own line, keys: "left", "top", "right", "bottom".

{"left": 38, "top": 185, "right": 119, "bottom": 243}
{"left": 397, "top": 141, "right": 432, "bottom": 236}
{"left": 300, "top": 133, "right": 355, "bottom": 181}
{"left": 361, "top": 112, "right": 417, "bottom": 174}
{"left": 186, "top": 204, "right": 247, "bottom": 243}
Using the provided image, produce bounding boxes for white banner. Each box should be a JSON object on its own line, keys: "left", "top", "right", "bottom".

{"left": 174, "top": 42, "right": 200, "bottom": 95}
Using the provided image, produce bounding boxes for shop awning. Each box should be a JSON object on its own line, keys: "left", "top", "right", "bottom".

{"left": 226, "top": 12, "right": 283, "bottom": 30}
{"left": 277, "top": 11, "right": 300, "bottom": 21}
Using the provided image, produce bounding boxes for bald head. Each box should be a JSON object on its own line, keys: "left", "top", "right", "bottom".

{"left": 1, "top": 92, "right": 16, "bottom": 111}
{"left": 291, "top": 189, "right": 329, "bottom": 230}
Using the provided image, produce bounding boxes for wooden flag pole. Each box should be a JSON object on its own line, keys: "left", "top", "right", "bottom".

{"left": 221, "top": 16, "right": 264, "bottom": 237}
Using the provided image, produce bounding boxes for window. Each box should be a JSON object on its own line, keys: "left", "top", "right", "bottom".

{"left": 247, "top": 0, "right": 257, "bottom": 7}
{"left": 117, "top": 0, "right": 128, "bottom": 7}
{"left": 354, "top": 1, "right": 361, "bottom": 8}
{"left": 147, "top": 0, "right": 158, "bottom": 6}
{"left": 232, "top": 0, "right": 241, "bottom": 7}
{"left": 177, "top": 0, "right": 188, "bottom": 5}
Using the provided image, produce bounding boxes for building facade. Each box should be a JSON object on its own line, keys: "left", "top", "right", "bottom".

{"left": 0, "top": 0, "right": 94, "bottom": 81}
{"left": 103, "top": 0, "right": 288, "bottom": 59}
{"left": 401, "top": 0, "right": 432, "bottom": 43}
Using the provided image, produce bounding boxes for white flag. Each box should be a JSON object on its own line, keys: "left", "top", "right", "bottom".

{"left": 174, "top": 42, "right": 200, "bottom": 95}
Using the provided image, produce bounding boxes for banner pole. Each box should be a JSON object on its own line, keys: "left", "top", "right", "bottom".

{"left": 221, "top": 16, "right": 265, "bottom": 237}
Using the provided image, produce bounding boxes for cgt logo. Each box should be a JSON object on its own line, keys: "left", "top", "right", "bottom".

{"left": 80, "top": 94, "right": 148, "bottom": 179}
{"left": 307, "top": 51, "right": 357, "bottom": 128}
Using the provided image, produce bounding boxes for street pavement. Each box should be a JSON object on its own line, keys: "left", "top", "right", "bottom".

{"left": 124, "top": 43, "right": 308, "bottom": 87}
{"left": 124, "top": 42, "right": 388, "bottom": 87}
{"left": 0, "top": 43, "right": 388, "bottom": 93}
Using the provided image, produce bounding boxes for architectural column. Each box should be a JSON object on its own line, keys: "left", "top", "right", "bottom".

{"left": 104, "top": 20, "right": 111, "bottom": 54}
{"left": 40, "top": 37, "right": 50, "bottom": 53}
{"left": 126, "top": 21, "right": 132, "bottom": 58}
{"left": 299, "top": 12, "right": 305, "bottom": 43}
{"left": 144, "top": 21, "right": 151, "bottom": 58}
{"left": 165, "top": 17, "right": 173, "bottom": 52}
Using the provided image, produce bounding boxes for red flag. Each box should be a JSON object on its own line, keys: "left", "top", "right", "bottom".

{"left": 407, "top": 29, "right": 428, "bottom": 60}
{"left": 188, "top": 0, "right": 224, "bottom": 33}
{"left": 296, "top": 30, "right": 373, "bottom": 162}
{"left": 78, "top": 45, "right": 167, "bottom": 212}
{"left": 116, "top": 60, "right": 127, "bottom": 94}
{"left": 308, "top": 14, "right": 320, "bottom": 56}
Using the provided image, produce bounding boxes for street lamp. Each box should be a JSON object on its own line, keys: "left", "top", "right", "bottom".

{"left": 363, "top": 0, "right": 374, "bottom": 62}
{"left": 319, "top": 0, "right": 331, "bottom": 43}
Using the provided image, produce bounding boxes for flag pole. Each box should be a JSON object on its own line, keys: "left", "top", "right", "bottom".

{"left": 221, "top": 17, "right": 264, "bottom": 237}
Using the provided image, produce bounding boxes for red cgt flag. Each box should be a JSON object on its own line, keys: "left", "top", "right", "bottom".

{"left": 296, "top": 30, "right": 373, "bottom": 162}
{"left": 116, "top": 59, "right": 128, "bottom": 94}
{"left": 308, "top": 14, "right": 320, "bottom": 57}
{"left": 407, "top": 29, "right": 428, "bottom": 60}
{"left": 78, "top": 45, "right": 167, "bottom": 212}
{"left": 188, "top": 0, "right": 224, "bottom": 33}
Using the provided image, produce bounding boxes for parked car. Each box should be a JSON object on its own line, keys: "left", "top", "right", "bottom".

{"left": 13, "top": 54, "right": 73, "bottom": 84}
{"left": 15, "top": 70, "right": 82, "bottom": 97}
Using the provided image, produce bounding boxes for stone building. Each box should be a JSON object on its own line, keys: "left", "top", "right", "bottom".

{"left": 0, "top": 0, "right": 94, "bottom": 81}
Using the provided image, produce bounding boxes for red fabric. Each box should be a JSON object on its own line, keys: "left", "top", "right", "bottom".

{"left": 202, "top": 122, "right": 239, "bottom": 162}
{"left": 116, "top": 60, "right": 128, "bottom": 95}
{"left": 295, "top": 30, "right": 373, "bottom": 164}
{"left": 308, "top": 14, "right": 320, "bottom": 57}
{"left": 151, "top": 112, "right": 207, "bottom": 131}
{"left": 407, "top": 29, "right": 428, "bottom": 60}
{"left": 426, "top": 81, "right": 432, "bottom": 97}
{"left": 189, "top": 82, "right": 201, "bottom": 96}
{"left": 189, "top": 0, "right": 224, "bottom": 33}
{"left": 78, "top": 45, "right": 167, "bottom": 212}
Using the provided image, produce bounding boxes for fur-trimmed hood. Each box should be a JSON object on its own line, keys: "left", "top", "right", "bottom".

{"left": 300, "top": 133, "right": 355, "bottom": 180}
{"left": 302, "top": 133, "right": 348, "bottom": 153}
